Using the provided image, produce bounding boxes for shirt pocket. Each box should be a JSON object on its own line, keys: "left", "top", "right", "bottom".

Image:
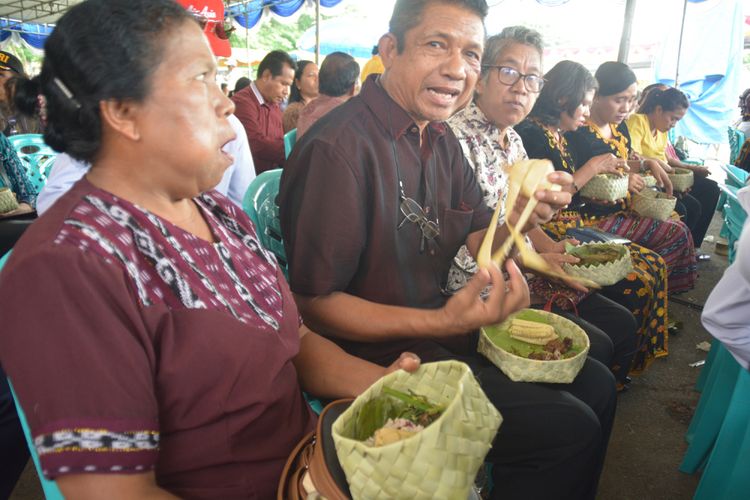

{"left": 439, "top": 208, "right": 475, "bottom": 262}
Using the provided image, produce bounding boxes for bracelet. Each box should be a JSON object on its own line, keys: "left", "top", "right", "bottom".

{"left": 639, "top": 158, "right": 646, "bottom": 172}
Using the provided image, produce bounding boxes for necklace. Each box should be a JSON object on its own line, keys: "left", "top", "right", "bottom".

{"left": 530, "top": 118, "right": 575, "bottom": 174}
{"left": 585, "top": 119, "right": 629, "bottom": 159}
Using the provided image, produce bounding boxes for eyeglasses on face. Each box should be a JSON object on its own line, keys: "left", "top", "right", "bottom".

{"left": 482, "top": 65, "right": 545, "bottom": 93}
{"left": 398, "top": 196, "right": 440, "bottom": 250}
{"left": 193, "top": 15, "right": 236, "bottom": 40}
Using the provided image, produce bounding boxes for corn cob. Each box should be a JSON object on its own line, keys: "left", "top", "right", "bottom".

{"left": 509, "top": 318, "right": 558, "bottom": 345}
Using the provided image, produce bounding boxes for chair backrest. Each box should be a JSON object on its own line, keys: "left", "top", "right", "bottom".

{"left": 8, "top": 133, "right": 58, "bottom": 191}
{"left": 283, "top": 128, "right": 297, "bottom": 159}
{"left": 728, "top": 127, "right": 745, "bottom": 165}
{"left": 241, "top": 168, "right": 288, "bottom": 278}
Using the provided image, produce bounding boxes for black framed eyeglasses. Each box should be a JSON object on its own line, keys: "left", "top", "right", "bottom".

{"left": 193, "top": 15, "right": 236, "bottom": 40}
{"left": 482, "top": 65, "right": 545, "bottom": 93}
{"left": 398, "top": 196, "right": 440, "bottom": 252}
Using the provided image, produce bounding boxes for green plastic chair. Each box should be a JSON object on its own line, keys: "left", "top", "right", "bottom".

{"left": 681, "top": 345, "right": 742, "bottom": 473}
{"left": 1, "top": 251, "right": 64, "bottom": 499}
{"left": 718, "top": 184, "right": 747, "bottom": 264}
{"left": 693, "top": 363, "right": 750, "bottom": 500}
{"left": 241, "top": 168, "right": 288, "bottom": 279}
{"left": 283, "top": 128, "right": 297, "bottom": 159}
{"left": 8, "top": 133, "right": 57, "bottom": 191}
{"left": 728, "top": 127, "right": 745, "bottom": 166}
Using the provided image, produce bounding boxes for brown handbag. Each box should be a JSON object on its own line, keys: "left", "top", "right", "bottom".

{"left": 277, "top": 399, "right": 353, "bottom": 500}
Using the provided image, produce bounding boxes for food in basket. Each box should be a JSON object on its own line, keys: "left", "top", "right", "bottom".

{"left": 350, "top": 386, "right": 445, "bottom": 447}
{"left": 485, "top": 310, "right": 583, "bottom": 362}
{"left": 562, "top": 242, "right": 632, "bottom": 286}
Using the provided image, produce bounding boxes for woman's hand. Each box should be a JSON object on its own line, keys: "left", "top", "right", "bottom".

{"left": 384, "top": 352, "right": 421, "bottom": 376}
{"left": 547, "top": 238, "right": 580, "bottom": 254}
{"left": 628, "top": 173, "right": 645, "bottom": 194}
{"left": 537, "top": 253, "right": 590, "bottom": 293}
{"left": 441, "top": 259, "right": 530, "bottom": 333}
{"left": 645, "top": 159, "right": 674, "bottom": 196}
{"left": 585, "top": 153, "right": 628, "bottom": 177}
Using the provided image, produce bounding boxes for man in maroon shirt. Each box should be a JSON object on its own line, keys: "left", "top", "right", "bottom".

{"left": 280, "top": 1, "right": 617, "bottom": 499}
{"left": 232, "top": 50, "right": 295, "bottom": 174}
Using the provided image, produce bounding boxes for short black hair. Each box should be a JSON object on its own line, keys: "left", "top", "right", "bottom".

{"left": 14, "top": 0, "right": 190, "bottom": 163}
{"left": 594, "top": 61, "right": 637, "bottom": 97}
{"left": 389, "top": 0, "right": 488, "bottom": 53}
{"left": 233, "top": 77, "right": 250, "bottom": 93}
{"left": 639, "top": 87, "right": 689, "bottom": 114}
{"left": 318, "top": 52, "right": 360, "bottom": 97}
{"left": 256, "top": 50, "right": 296, "bottom": 80}
{"left": 528, "top": 60, "right": 597, "bottom": 127}
{"left": 371, "top": 45, "right": 379, "bottom": 56}
{"left": 289, "top": 60, "right": 315, "bottom": 104}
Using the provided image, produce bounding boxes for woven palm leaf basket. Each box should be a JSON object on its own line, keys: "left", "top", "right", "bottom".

{"left": 668, "top": 168, "right": 694, "bottom": 192}
{"left": 632, "top": 188, "right": 677, "bottom": 221}
{"left": 332, "top": 361, "right": 501, "bottom": 500}
{"left": 0, "top": 188, "right": 18, "bottom": 214}
{"left": 562, "top": 241, "right": 633, "bottom": 286}
{"left": 479, "top": 309, "right": 589, "bottom": 384}
{"left": 578, "top": 173, "right": 629, "bottom": 201}
{"left": 641, "top": 174, "right": 658, "bottom": 188}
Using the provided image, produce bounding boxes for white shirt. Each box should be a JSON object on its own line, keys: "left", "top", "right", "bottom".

{"left": 36, "top": 114, "right": 255, "bottom": 215}
{"left": 701, "top": 185, "right": 750, "bottom": 370}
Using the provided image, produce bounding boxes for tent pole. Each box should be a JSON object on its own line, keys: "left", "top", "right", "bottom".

{"left": 315, "top": 0, "right": 321, "bottom": 65}
{"left": 617, "top": 0, "right": 637, "bottom": 64}
{"left": 675, "top": 0, "right": 689, "bottom": 86}
{"left": 245, "top": 2, "right": 251, "bottom": 79}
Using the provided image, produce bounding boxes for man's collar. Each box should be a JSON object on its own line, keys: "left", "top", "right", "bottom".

{"left": 250, "top": 81, "right": 266, "bottom": 106}
{"left": 360, "top": 74, "right": 446, "bottom": 140}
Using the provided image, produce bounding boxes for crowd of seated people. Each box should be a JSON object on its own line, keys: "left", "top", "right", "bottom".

{"left": 0, "top": 0, "right": 742, "bottom": 499}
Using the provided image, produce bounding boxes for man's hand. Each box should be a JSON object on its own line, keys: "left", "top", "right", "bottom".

{"left": 628, "top": 173, "right": 645, "bottom": 194}
{"left": 506, "top": 171, "right": 573, "bottom": 232}
{"left": 440, "top": 260, "right": 529, "bottom": 334}
{"left": 536, "top": 253, "right": 589, "bottom": 293}
{"left": 384, "top": 352, "right": 421, "bottom": 376}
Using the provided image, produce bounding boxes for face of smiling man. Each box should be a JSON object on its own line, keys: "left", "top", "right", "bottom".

{"left": 378, "top": 2, "right": 484, "bottom": 131}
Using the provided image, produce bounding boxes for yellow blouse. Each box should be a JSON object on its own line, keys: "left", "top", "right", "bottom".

{"left": 625, "top": 113, "right": 667, "bottom": 161}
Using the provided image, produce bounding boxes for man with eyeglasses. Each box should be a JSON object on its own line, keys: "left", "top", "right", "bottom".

{"left": 280, "top": 1, "right": 615, "bottom": 498}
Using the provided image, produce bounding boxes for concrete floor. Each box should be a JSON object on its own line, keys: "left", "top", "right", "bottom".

{"left": 9, "top": 215, "right": 729, "bottom": 500}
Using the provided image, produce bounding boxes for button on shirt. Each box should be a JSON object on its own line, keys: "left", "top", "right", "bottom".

{"left": 232, "top": 82, "right": 285, "bottom": 175}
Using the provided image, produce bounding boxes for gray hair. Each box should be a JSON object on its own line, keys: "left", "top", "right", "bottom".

{"left": 480, "top": 26, "right": 544, "bottom": 82}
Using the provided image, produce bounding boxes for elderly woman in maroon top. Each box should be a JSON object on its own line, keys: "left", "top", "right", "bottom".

{"left": 0, "top": 1, "right": 421, "bottom": 498}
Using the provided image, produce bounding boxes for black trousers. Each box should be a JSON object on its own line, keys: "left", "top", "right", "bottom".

{"left": 674, "top": 176, "right": 721, "bottom": 248}
{"left": 541, "top": 293, "right": 638, "bottom": 384}
{"left": 368, "top": 336, "right": 617, "bottom": 500}
{"left": 0, "top": 366, "right": 29, "bottom": 500}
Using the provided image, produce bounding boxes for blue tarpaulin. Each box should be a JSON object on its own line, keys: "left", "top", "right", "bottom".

{"left": 654, "top": 0, "right": 743, "bottom": 144}
{"left": 228, "top": 0, "right": 343, "bottom": 29}
{"left": 0, "top": 19, "right": 53, "bottom": 49}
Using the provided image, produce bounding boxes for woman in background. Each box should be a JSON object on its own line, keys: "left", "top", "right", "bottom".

{"left": 566, "top": 61, "right": 697, "bottom": 294}
{"left": 629, "top": 87, "right": 720, "bottom": 253}
{"left": 516, "top": 60, "right": 668, "bottom": 374}
{"left": 283, "top": 60, "right": 319, "bottom": 132}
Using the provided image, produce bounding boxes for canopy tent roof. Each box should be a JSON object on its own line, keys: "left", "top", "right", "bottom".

{"left": 0, "top": 0, "right": 81, "bottom": 24}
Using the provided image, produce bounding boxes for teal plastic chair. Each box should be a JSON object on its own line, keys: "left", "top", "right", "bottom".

{"left": 680, "top": 345, "right": 742, "bottom": 473}
{"left": 717, "top": 184, "right": 747, "bottom": 264}
{"left": 728, "top": 127, "right": 744, "bottom": 165}
{"left": 283, "top": 129, "right": 297, "bottom": 159}
{"left": 241, "top": 168, "right": 288, "bottom": 278}
{"left": 8, "top": 133, "right": 57, "bottom": 192}
{"left": 1, "top": 251, "right": 64, "bottom": 498}
{"left": 693, "top": 363, "right": 750, "bottom": 500}
{"left": 8, "top": 381, "right": 65, "bottom": 500}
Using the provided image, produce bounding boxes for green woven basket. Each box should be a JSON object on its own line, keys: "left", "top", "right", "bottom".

{"left": 668, "top": 168, "right": 694, "bottom": 192}
{"left": 641, "top": 174, "right": 658, "bottom": 188}
{"left": 562, "top": 242, "right": 633, "bottom": 286}
{"left": 332, "top": 361, "right": 501, "bottom": 500}
{"left": 479, "top": 309, "right": 589, "bottom": 383}
{"left": 0, "top": 188, "right": 18, "bottom": 214}
{"left": 579, "top": 173, "right": 629, "bottom": 201}
{"left": 632, "top": 188, "right": 677, "bottom": 221}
